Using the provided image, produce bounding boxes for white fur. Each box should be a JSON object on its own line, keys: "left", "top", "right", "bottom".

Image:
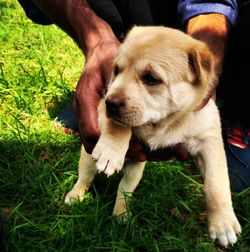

{"left": 65, "top": 26, "right": 241, "bottom": 247}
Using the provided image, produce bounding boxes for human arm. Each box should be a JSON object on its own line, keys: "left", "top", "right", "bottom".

{"left": 178, "top": 0, "right": 238, "bottom": 108}
{"left": 187, "top": 13, "right": 231, "bottom": 108}
{"left": 31, "top": 0, "right": 120, "bottom": 153}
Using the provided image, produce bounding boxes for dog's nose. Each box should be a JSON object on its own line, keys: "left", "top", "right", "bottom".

{"left": 105, "top": 98, "right": 125, "bottom": 116}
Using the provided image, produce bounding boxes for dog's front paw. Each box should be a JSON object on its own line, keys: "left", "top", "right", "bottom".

{"left": 64, "top": 185, "right": 86, "bottom": 205}
{"left": 92, "top": 140, "right": 126, "bottom": 176}
{"left": 113, "top": 198, "right": 128, "bottom": 221}
{"left": 208, "top": 208, "right": 241, "bottom": 247}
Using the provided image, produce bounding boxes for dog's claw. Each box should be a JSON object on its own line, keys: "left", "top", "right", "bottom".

{"left": 92, "top": 140, "right": 125, "bottom": 175}
{"left": 208, "top": 209, "right": 241, "bottom": 247}
{"left": 64, "top": 185, "right": 86, "bottom": 205}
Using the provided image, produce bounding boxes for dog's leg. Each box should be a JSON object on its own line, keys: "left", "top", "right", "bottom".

{"left": 200, "top": 137, "right": 241, "bottom": 247}
{"left": 65, "top": 146, "right": 96, "bottom": 204}
{"left": 113, "top": 161, "right": 145, "bottom": 220}
{"left": 92, "top": 105, "right": 132, "bottom": 176}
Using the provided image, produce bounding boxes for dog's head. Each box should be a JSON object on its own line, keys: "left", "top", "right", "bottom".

{"left": 105, "top": 26, "right": 215, "bottom": 127}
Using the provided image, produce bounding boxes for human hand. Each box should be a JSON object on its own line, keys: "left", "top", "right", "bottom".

{"left": 73, "top": 38, "right": 120, "bottom": 154}
{"left": 127, "top": 138, "right": 189, "bottom": 162}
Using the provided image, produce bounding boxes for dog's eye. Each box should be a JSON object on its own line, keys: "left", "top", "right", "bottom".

{"left": 113, "top": 65, "right": 119, "bottom": 76}
{"left": 141, "top": 72, "right": 161, "bottom": 85}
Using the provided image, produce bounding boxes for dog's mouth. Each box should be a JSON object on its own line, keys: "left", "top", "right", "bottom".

{"left": 106, "top": 109, "right": 144, "bottom": 127}
{"left": 109, "top": 109, "right": 181, "bottom": 129}
{"left": 112, "top": 117, "right": 130, "bottom": 127}
{"left": 106, "top": 111, "right": 131, "bottom": 126}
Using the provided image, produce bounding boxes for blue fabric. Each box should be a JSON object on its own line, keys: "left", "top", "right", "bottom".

{"left": 223, "top": 128, "right": 250, "bottom": 192}
{"left": 56, "top": 104, "right": 79, "bottom": 131}
{"left": 178, "top": 0, "right": 239, "bottom": 26}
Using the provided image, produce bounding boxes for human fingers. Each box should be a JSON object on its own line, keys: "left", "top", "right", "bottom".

{"left": 74, "top": 68, "right": 103, "bottom": 153}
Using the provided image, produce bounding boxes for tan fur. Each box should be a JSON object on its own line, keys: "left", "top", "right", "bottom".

{"left": 65, "top": 26, "right": 241, "bottom": 247}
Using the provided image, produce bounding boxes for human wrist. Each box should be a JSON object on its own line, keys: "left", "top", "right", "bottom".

{"left": 83, "top": 23, "right": 118, "bottom": 55}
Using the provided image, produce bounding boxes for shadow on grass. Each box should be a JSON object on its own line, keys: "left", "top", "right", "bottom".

{"left": 0, "top": 137, "right": 121, "bottom": 207}
{"left": 0, "top": 137, "right": 123, "bottom": 250}
{"left": 1, "top": 138, "right": 250, "bottom": 251}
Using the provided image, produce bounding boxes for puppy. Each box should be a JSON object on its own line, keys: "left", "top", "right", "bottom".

{"left": 65, "top": 26, "right": 241, "bottom": 247}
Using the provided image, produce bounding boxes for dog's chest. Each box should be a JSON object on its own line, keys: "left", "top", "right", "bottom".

{"left": 134, "top": 123, "right": 189, "bottom": 150}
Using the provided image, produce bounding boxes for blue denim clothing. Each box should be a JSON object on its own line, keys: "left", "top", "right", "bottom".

{"left": 178, "top": 0, "right": 239, "bottom": 26}
{"left": 223, "top": 125, "right": 250, "bottom": 192}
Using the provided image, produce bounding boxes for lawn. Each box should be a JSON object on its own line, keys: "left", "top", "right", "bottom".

{"left": 1, "top": 1, "right": 250, "bottom": 251}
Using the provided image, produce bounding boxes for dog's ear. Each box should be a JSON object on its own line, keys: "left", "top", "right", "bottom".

{"left": 187, "top": 42, "right": 215, "bottom": 88}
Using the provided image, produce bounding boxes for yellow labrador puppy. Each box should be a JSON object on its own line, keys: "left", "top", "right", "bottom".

{"left": 65, "top": 26, "right": 241, "bottom": 247}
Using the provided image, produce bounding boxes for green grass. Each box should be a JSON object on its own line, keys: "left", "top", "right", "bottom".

{"left": 1, "top": 1, "right": 250, "bottom": 251}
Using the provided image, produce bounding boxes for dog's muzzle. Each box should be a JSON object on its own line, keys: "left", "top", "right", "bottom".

{"left": 105, "top": 98, "right": 125, "bottom": 118}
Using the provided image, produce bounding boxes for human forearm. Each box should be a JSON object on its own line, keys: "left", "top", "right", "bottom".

{"left": 31, "top": 0, "right": 117, "bottom": 53}
{"left": 187, "top": 13, "right": 230, "bottom": 77}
